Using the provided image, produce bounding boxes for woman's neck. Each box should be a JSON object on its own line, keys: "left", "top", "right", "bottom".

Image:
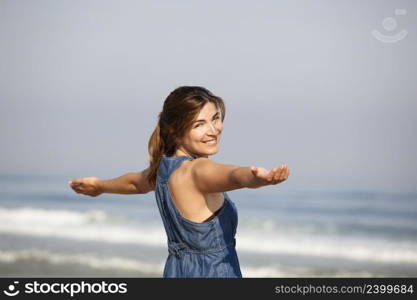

{"left": 174, "top": 148, "right": 207, "bottom": 159}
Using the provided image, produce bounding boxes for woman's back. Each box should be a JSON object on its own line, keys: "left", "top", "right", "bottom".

{"left": 168, "top": 156, "right": 226, "bottom": 223}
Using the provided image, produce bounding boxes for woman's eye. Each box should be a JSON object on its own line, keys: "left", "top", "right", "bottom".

{"left": 194, "top": 116, "right": 219, "bottom": 128}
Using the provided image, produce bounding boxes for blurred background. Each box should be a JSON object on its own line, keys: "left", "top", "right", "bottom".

{"left": 0, "top": 0, "right": 416, "bottom": 277}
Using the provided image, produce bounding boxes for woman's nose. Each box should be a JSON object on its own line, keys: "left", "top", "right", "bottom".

{"left": 208, "top": 122, "right": 215, "bottom": 133}
{"left": 208, "top": 121, "right": 220, "bottom": 134}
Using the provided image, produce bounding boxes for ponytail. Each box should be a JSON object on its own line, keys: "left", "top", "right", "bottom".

{"left": 146, "top": 120, "right": 165, "bottom": 190}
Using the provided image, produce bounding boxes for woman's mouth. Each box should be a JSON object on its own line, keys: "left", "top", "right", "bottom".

{"left": 203, "top": 139, "right": 217, "bottom": 145}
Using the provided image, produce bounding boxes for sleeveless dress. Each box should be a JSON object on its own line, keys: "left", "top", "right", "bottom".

{"left": 154, "top": 154, "right": 242, "bottom": 278}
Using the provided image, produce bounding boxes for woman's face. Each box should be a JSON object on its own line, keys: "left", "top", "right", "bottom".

{"left": 176, "top": 102, "right": 223, "bottom": 158}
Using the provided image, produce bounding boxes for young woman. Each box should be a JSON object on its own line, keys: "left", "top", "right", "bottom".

{"left": 68, "top": 86, "right": 290, "bottom": 278}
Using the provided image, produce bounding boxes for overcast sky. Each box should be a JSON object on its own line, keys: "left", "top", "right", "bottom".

{"left": 1, "top": 0, "right": 416, "bottom": 193}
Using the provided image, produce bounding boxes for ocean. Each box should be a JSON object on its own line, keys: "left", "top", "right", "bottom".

{"left": 1, "top": 173, "right": 416, "bottom": 277}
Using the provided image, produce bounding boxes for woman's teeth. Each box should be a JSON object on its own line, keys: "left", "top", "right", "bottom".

{"left": 203, "top": 139, "right": 216, "bottom": 145}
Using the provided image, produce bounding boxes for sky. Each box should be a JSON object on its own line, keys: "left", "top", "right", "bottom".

{"left": 0, "top": 0, "right": 416, "bottom": 193}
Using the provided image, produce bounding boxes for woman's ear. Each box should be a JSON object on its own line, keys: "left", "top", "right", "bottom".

{"left": 174, "top": 132, "right": 184, "bottom": 144}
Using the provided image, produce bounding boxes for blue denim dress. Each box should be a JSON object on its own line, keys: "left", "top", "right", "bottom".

{"left": 154, "top": 155, "right": 242, "bottom": 278}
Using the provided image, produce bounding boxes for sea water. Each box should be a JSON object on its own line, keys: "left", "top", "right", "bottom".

{"left": 0, "top": 174, "right": 416, "bottom": 277}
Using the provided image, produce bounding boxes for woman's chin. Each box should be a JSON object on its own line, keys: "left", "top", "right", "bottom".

{"left": 207, "top": 148, "right": 219, "bottom": 155}
{"left": 197, "top": 147, "right": 219, "bottom": 156}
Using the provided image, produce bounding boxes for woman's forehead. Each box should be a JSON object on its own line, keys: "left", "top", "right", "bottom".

{"left": 197, "top": 102, "right": 219, "bottom": 118}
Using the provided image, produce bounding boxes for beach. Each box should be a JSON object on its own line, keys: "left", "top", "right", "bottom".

{"left": 1, "top": 174, "right": 417, "bottom": 278}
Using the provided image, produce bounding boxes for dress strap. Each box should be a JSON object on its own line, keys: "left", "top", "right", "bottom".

{"left": 158, "top": 155, "right": 195, "bottom": 184}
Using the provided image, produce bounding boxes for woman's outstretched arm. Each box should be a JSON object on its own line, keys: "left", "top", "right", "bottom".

{"left": 68, "top": 167, "right": 154, "bottom": 197}
{"left": 191, "top": 158, "right": 290, "bottom": 194}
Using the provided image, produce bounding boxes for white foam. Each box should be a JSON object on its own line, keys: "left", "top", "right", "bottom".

{"left": 236, "top": 228, "right": 417, "bottom": 265}
{"left": 2, "top": 206, "right": 417, "bottom": 265}
{"left": 0, "top": 248, "right": 164, "bottom": 275}
{"left": 0, "top": 207, "right": 167, "bottom": 247}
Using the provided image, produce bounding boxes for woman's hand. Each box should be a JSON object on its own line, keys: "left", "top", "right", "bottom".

{"left": 68, "top": 177, "right": 103, "bottom": 197}
{"left": 249, "top": 164, "right": 290, "bottom": 188}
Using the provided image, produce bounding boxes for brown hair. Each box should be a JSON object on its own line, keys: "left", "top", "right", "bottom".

{"left": 146, "top": 86, "right": 226, "bottom": 190}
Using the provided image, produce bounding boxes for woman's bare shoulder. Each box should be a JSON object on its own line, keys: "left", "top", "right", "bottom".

{"left": 171, "top": 157, "right": 210, "bottom": 190}
{"left": 169, "top": 159, "right": 202, "bottom": 198}
{"left": 187, "top": 157, "right": 242, "bottom": 193}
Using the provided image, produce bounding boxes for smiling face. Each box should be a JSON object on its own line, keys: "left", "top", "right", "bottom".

{"left": 175, "top": 102, "right": 223, "bottom": 158}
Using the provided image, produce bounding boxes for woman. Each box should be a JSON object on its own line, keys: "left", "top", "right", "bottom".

{"left": 68, "top": 86, "right": 290, "bottom": 277}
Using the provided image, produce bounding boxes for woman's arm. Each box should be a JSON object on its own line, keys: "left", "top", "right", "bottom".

{"left": 191, "top": 158, "right": 290, "bottom": 194}
{"left": 130, "top": 167, "right": 154, "bottom": 194}
{"left": 99, "top": 172, "right": 147, "bottom": 194}
{"left": 69, "top": 168, "right": 154, "bottom": 196}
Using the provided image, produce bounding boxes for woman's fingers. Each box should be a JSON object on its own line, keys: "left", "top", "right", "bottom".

{"left": 73, "top": 185, "right": 83, "bottom": 193}
{"left": 69, "top": 178, "right": 84, "bottom": 194}
{"left": 69, "top": 179, "right": 82, "bottom": 187}
{"left": 278, "top": 166, "right": 287, "bottom": 181}
{"left": 285, "top": 167, "right": 290, "bottom": 180}
{"left": 272, "top": 164, "right": 288, "bottom": 184}
{"left": 267, "top": 168, "right": 277, "bottom": 182}
{"left": 274, "top": 165, "right": 283, "bottom": 184}
{"left": 279, "top": 165, "right": 290, "bottom": 182}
